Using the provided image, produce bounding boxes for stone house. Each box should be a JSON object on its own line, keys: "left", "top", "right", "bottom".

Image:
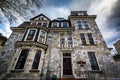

{"left": 0, "top": 11, "right": 120, "bottom": 80}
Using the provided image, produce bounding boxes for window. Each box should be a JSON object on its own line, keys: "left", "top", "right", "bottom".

{"left": 88, "top": 34, "right": 95, "bottom": 45}
{"left": 62, "top": 22, "right": 68, "bottom": 28}
{"left": 15, "top": 49, "right": 29, "bottom": 69}
{"left": 68, "top": 33, "right": 73, "bottom": 47}
{"left": 39, "top": 17, "right": 44, "bottom": 20}
{"left": 26, "top": 30, "right": 36, "bottom": 40}
{"left": 53, "top": 22, "right": 58, "bottom": 27}
{"left": 88, "top": 52, "right": 99, "bottom": 70}
{"left": 37, "top": 22, "right": 42, "bottom": 25}
{"left": 60, "top": 33, "right": 65, "bottom": 47}
{"left": 80, "top": 34, "right": 86, "bottom": 45}
{"left": 43, "top": 23, "right": 47, "bottom": 27}
{"left": 77, "top": 21, "right": 82, "bottom": 30}
{"left": 32, "top": 50, "right": 41, "bottom": 69}
{"left": 83, "top": 21, "right": 89, "bottom": 29}
{"left": 39, "top": 30, "right": 46, "bottom": 43}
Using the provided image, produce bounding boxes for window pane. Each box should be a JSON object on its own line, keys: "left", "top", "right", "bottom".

{"left": 15, "top": 49, "right": 29, "bottom": 69}
{"left": 27, "top": 30, "right": 36, "bottom": 40}
{"left": 77, "top": 21, "right": 82, "bottom": 30}
{"left": 43, "top": 23, "right": 47, "bottom": 27}
{"left": 53, "top": 22, "right": 58, "bottom": 27}
{"left": 68, "top": 33, "right": 73, "bottom": 44}
{"left": 83, "top": 21, "right": 89, "bottom": 29}
{"left": 32, "top": 50, "right": 41, "bottom": 69}
{"left": 60, "top": 33, "right": 65, "bottom": 47}
{"left": 88, "top": 52, "right": 99, "bottom": 70}
{"left": 63, "top": 22, "right": 67, "bottom": 28}
{"left": 80, "top": 34, "right": 86, "bottom": 45}
{"left": 88, "top": 34, "right": 95, "bottom": 45}
{"left": 37, "top": 22, "right": 42, "bottom": 25}
{"left": 39, "top": 31, "right": 46, "bottom": 43}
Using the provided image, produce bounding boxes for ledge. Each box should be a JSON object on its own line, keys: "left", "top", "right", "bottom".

{"left": 48, "top": 27, "right": 75, "bottom": 31}
{"left": 29, "top": 69, "right": 39, "bottom": 72}
{"left": 15, "top": 41, "right": 48, "bottom": 49}
{"left": 81, "top": 44, "right": 97, "bottom": 46}
{"left": 10, "top": 69, "right": 24, "bottom": 72}
{"left": 89, "top": 70, "right": 102, "bottom": 73}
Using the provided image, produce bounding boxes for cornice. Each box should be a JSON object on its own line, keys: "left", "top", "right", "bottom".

{"left": 15, "top": 41, "right": 48, "bottom": 49}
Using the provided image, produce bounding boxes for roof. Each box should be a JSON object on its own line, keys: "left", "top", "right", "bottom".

{"left": 30, "top": 13, "right": 51, "bottom": 21}
{"left": 18, "top": 22, "right": 30, "bottom": 28}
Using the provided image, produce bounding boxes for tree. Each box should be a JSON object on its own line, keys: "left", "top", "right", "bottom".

{"left": 0, "top": 0, "right": 42, "bottom": 24}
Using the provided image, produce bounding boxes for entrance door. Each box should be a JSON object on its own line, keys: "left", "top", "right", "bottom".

{"left": 63, "top": 53, "right": 72, "bottom": 75}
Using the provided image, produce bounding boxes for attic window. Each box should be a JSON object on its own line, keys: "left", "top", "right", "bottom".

{"left": 78, "top": 12, "right": 84, "bottom": 15}
{"left": 39, "top": 17, "right": 44, "bottom": 20}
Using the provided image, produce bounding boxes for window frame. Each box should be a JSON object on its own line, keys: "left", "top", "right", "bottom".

{"left": 52, "top": 22, "right": 59, "bottom": 27}
{"left": 88, "top": 52, "right": 100, "bottom": 70}
{"left": 37, "top": 30, "right": 47, "bottom": 44}
{"left": 31, "top": 50, "right": 41, "bottom": 69}
{"left": 80, "top": 33, "right": 87, "bottom": 45}
{"left": 62, "top": 22, "right": 68, "bottom": 28}
{"left": 77, "top": 21, "right": 82, "bottom": 30}
{"left": 15, "top": 49, "right": 29, "bottom": 69}
{"left": 24, "top": 29, "right": 37, "bottom": 41}
{"left": 83, "top": 21, "right": 89, "bottom": 29}
{"left": 87, "top": 33, "right": 95, "bottom": 45}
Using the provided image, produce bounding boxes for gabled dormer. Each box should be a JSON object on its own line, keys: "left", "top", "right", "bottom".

{"left": 30, "top": 14, "right": 50, "bottom": 27}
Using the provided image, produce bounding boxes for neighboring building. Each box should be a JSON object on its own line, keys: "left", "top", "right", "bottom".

{"left": 0, "top": 11, "right": 120, "bottom": 80}
{"left": 0, "top": 33, "right": 7, "bottom": 53}
{"left": 114, "top": 40, "right": 120, "bottom": 54}
{"left": 113, "top": 40, "right": 120, "bottom": 62}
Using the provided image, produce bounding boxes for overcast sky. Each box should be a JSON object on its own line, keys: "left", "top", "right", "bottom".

{"left": 0, "top": 0, "right": 120, "bottom": 54}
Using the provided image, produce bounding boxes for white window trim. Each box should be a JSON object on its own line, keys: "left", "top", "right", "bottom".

{"left": 37, "top": 30, "right": 47, "bottom": 44}
{"left": 24, "top": 29, "right": 37, "bottom": 41}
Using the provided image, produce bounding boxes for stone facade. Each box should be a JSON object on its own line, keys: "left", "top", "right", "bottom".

{"left": 0, "top": 11, "right": 120, "bottom": 80}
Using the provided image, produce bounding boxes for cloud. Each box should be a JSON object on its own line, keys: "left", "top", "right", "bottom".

{"left": 40, "top": 6, "right": 70, "bottom": 19}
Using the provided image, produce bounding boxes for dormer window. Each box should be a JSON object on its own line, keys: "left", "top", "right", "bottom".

{"left": 26, "top": 29, "right": 37, "bottom": 41}
{"left": 53, "top": 22, "right": 58, "bottom": 27}
{"left": 39, "top": 17, "right": 44, "bottom": 20}
{"left": 62, "top": 22, "right": 68, "bottom": 28}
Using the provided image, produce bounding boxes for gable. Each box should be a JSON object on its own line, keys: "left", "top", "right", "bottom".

{"left": 30, "top": 14, "right": 50, "bottom": 21}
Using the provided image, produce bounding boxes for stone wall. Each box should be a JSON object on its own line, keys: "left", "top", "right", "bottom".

{"left": 0, "top": 31, "right": 24, "bottom": 78}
